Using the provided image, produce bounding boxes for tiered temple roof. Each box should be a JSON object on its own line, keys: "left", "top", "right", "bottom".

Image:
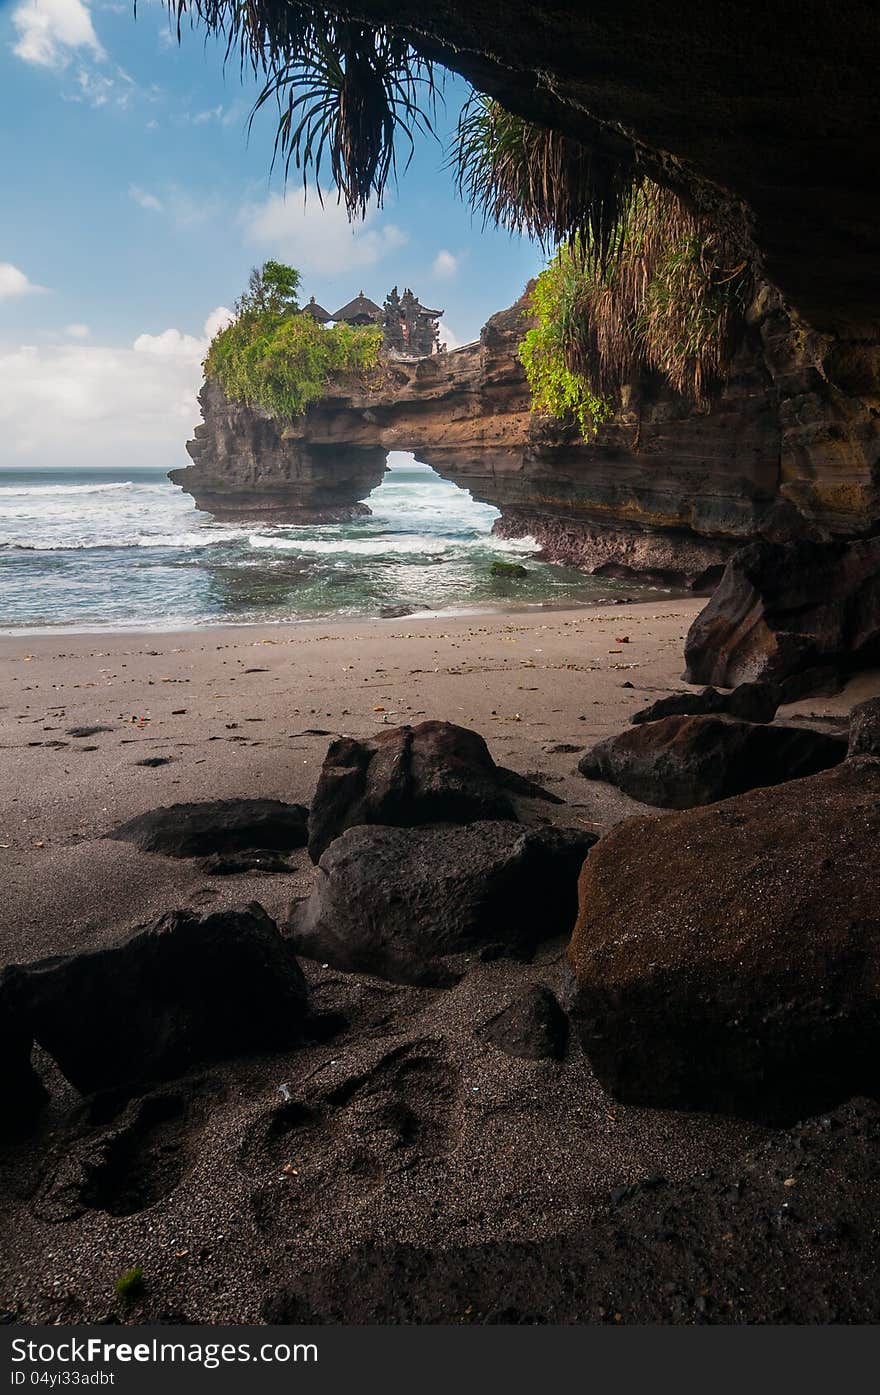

{"left": 331, "top": 292, "right": 383, "bottom": 325}
{"left": 302, "top": 286, "right": 445, "bottom": 357}
{"left": 302, "top": 296, "right": 332, "bottom": 323}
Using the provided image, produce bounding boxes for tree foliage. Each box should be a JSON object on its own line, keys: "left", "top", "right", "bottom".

{"left": 168, "top": 5, "right": 437, "bottom": 217}
{"left": 205, "top": 263, "right": 382, "bottom": 419}
{"left": 235, "top": 260, "right": 302, "bottom": 316}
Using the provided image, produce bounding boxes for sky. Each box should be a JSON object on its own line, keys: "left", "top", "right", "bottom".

{"left": 0, "top": 0, "right": 543, "bottom": 468}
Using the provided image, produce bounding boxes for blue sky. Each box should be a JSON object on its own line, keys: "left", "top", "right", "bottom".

{"left": 0, "top": 0, "right": 543, "bottom": 467}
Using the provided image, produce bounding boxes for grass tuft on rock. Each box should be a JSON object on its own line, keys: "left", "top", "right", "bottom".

{"left": 519, "top": 184, "right": 751, "bottom": 432}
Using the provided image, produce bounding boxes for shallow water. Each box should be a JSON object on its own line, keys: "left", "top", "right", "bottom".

{"left": 0, "top": 454, "right": 670, "bottom": 631}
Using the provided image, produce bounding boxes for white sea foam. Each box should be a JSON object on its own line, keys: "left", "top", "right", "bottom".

{"left": 0, "top": 456, "right": 621, "bottom": 630}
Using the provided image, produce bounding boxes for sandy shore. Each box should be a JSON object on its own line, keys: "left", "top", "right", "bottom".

{"left": 0, "top": 600, "right": 708, "bottom": 958}
{"left": 1, "top": 601, "right": 875, "bottom": 1323}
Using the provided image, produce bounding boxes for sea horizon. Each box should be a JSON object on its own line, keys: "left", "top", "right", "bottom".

{"left": 0, "top": 455, "right": 670, "bottom": 633}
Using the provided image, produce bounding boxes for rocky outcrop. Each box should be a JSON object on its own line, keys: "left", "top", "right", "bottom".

{"left": 684, "top": 537, "right": 880, "bottom": 686}
{"left": 4, "top": 904, "right": 308, "bottom": 1097}
{"left": 291, "top": 821, "right": 596, "bottom": 985}
{"left": 307, "top": 721, "right": 518, "bottom": 863}
{"left": 172, "top": 380, "right": 387, "bottom": 523}
{"left": 175, "top": 289, "right": 879, "bottom": 585}
{"left": 567, "top": 758, "right": 880, "bottom": 1120}
{"left": 108, "top": 798, "right": 309, "bottom": 859}
{"left": 629, "top": 681, "right": 779, "bottom": 725}
{"left": 315, "top": 4, "right": 880, "bottom": 339}
{"left": 849, "top": 698, "right": 880, "bottom": 758}
{"left": 0, "top": 973, "right": 49, "bottom": 1136}
{"left": 476, "top": 985, "right": 569, "bottom": 1061}
{"left": 578, "top": 713, "right": 846, "bottom": 808}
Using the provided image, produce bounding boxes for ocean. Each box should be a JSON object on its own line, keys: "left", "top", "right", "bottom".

{"left": 0, "top": 455, "right": 659, "bottom": 632}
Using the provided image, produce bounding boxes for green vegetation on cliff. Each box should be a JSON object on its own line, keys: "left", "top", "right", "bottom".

{"left": 205, "top": 262, "right": 382, "bottom": 420}
{"left": 518, "top": 184, "right": 750, "bottom": 434}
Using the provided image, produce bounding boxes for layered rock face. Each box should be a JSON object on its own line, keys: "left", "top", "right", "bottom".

{"left": 171, "top": 380, "right": 387, "bottom": 523}
{"left": 174, "top": 289, "right": 878, "bottom": 583}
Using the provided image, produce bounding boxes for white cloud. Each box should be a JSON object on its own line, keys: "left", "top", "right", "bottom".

{"left": 64, "top": 322, "right": 90, "bottom": 338}
{"left": 192, "top": 105, "right": 223, "bottom": 125}
{"left": 0, "top": 263, "right": 47, "bottom": 300}
{"left": 241, "top": 194, "right": 407, "bottom": 277}
{"left": 0, "top": 309, "right": 232, "bottom": 469}
{"left": 129, "top": 184, "right": 163, "bottom": 212}
{"left": 134, "top": 306, "right": 232, "bottom": 360}
{"left": 432, "top": 250, "right": 459, "bottom": 280}
{"left": 438, "top": 321, "right": 462, "bottom": 351}
{"left": 11, "top": 0, "right": 105, "bottom": 70}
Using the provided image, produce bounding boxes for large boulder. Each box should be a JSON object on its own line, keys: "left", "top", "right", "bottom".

{"left": 0, "top": 973, "right": 49, "bottom": 1137}
{"left": 578, "top": 713, "right": 845, "bottom": 808}
{"left": 684, "top": 538, "right": 880, "bottom": 688}
{"left": 109, "top": 799, "right": 308, "bottom": 858}
{"left": 848, "top": 697, "right": 880, "bottom": 758}
{"left": 307, "top": 721, "right": 517, "bottom": 862}
{"left": 4, "top": 904, "right": 308, "bottom": 1095}
{"left": 291, "top": 821, "right": 596, "bottom": 985}
{"left": 567, "top": 758, "right": 880, "bottom": 1120}
{"left": 630, "top": 681, "right": 779, "bottom": 726}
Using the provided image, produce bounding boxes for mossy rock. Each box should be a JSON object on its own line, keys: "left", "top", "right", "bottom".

{"left": 490, "top": 561, "right": 529, "bottom": 578}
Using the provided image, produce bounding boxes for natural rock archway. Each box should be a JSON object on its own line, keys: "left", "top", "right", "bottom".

{"left": 172, "top": 287, "right": 879, "bottom": 586}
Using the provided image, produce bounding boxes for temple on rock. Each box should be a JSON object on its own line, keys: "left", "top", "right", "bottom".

{"left": 381, "top": 287, "right": 445, "bottom": 358}
{"left": 331, "top": 292, "right": 383, "bottom": 327}
{"left": 308, "top": 286, "right": 445, "bottom": 358}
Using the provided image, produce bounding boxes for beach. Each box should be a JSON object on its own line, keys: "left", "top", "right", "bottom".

{"left": 0, "top": 601, "right": 707, "bottom": 957}
{"left": 1, "top": 600, "right": 875, "bottom": 1323}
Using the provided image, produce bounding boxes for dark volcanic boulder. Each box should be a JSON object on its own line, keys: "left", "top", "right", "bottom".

{"left": 630, "top": 681, "right": 779, "bottom": 726}
{"left": 477, "top": 985, "right": 568, "bottom": 1061}
{"left": 567, "top": 758, "right": 880, "bottom": 1120}
{"left": 109, "top": 799, "right": 308, "bottom": 858}
{"left": 849, "top": 697, "right": 880, "bottom": 758}
{"left": 6, "top": 904, "right": 308, "bottom": 1095}
{"left": 578, "top": 713, "right": 845, "bottom": 808}
{"left": 684, "top": 538, "right": 880, "bottom": 688}
{"left": 307, "top": 721, "right": 517, "bottom": 862}
{"left": 0, "top": 972, "right": 49, "bottom": 1136}
{"left": 291, "top": 821, "right": 596, "bottom": 985}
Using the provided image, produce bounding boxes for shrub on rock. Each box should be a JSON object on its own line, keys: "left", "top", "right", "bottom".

{"left": 291, "top": 821, "right": 596, "bottom": 985}
{"left": 567, "top": 758, "right": 880, "bottom": 1120}
{"left": 307, "top": 721, "right": 517, "bottom": 862}
{"left": 6, "top": 903, "right": 308, "bottom": 1095}
{"left": 578, "top": 713, "right": 845, "bottom": 808}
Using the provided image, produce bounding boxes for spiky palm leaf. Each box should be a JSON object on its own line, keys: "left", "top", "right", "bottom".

{"left": 452, "top": 93, "right": 638, "bottom": 264}
{"left": 167, "top": 4, "right": 438, "bottom": 215}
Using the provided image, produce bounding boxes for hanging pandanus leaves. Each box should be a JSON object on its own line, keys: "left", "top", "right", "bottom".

{"left": 452, "top": 93, "right": 639, "bottom": 267}
{"left": 165, "top": 4, "right": 438, "bottom": 216}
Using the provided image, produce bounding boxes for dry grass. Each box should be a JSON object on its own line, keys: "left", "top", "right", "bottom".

{"left": 535, "top": 185, "right": 752, "bottom": 406}
{"left": 452, "top": 93, "right": 638, "bottom": 265}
